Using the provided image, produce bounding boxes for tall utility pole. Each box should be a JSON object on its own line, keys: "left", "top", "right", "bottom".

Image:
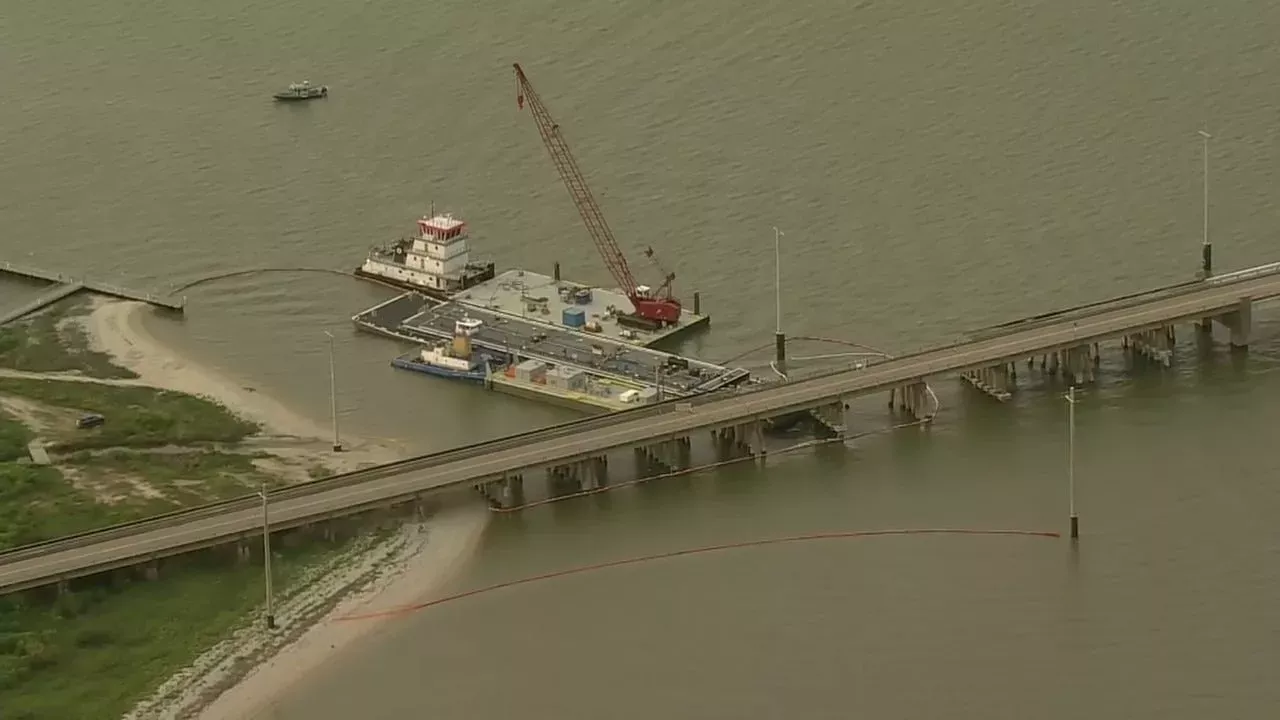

{"left": 260, "top": 480, "right": 276, "bottom": 629}
{"left": 773, "top": 226, "right": 786, "bottom": 371}
{"left": 1065, "top": 385, "right": 1080, "bottom": 540}
{"left": 325, "top": 330, "right": 342, "bottom": 452}
{"left": 1199, "top": 129, "right": 1212, "bottom": 278}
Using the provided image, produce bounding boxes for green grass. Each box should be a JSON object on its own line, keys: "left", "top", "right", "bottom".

{"left": 0, "top": 319, "right": 362, "bottom": 719}
{"left": 0, "top": 451, "right": 288, "bottom": 552}
{"left": 63, "top": 449, "right": 285, "bottom": 507}
{"left": 0, "top": 296, "right": 138, "bottom": 380}
{"left": 0, "top": 539, "right": 356, "bottom": 720}
{"left": 0, "top": 464, "right": 146, "bottom": 551}
{"left": 0, "top": 457, "right": 364, "bottom": 719}
{"left": 0, "top": 378, "right": 259, "bottom": 452}
{"left": 0, "top": 408, "right": 31, "bottom": 462}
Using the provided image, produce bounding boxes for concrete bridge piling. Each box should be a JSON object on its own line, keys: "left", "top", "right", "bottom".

{"left": 960, "top": 297, "right": 1255, "bottom": 404}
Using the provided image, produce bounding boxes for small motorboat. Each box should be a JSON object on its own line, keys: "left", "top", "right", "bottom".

{"left": 274, "top": 80, "right": 328, "bottom": 101}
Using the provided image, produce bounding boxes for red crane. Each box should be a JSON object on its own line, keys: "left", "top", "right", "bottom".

{"left": 513, "top": 63, "right": 682, "bottom": 326}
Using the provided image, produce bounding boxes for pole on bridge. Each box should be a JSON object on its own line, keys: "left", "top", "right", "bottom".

{"left": 1199, "top": 128, "right": 1213, "bottom": 278}
{"left": 326, "top": 330, "right": 343, "bottom": 452}
{"left": 1065, "top": 385, "right": 1080, "bottom": 540}
{"left": 260, "top": 480, "right": 277, "bottom": 629}
{"left": 773, "top": 226, "right": 786, "bottom": 373}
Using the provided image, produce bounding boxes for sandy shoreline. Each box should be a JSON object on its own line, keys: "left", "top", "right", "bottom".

{"left": 73, "top": 299, "right": 491, "bottom": 720}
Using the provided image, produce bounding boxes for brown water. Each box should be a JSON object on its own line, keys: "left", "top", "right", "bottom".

{"left": 3, "top": 0, "right": 1280, "bottom": 717}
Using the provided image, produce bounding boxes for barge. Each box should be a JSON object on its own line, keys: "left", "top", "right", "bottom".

{"left": 355, "top": 211, "right": 496, "bottom": 300}
{"left": 359, "top": 288, "right": 749, "bottom": 412}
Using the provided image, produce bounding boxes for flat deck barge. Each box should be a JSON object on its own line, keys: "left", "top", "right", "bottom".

{"left": 353, "top": 281, "right": 746, "bottom": 411}
{"left": 452, "top": 269, "right": 709, "bottom": 348}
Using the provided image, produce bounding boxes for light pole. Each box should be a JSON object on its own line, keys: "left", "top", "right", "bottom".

{"left": 772, "top": 226, "right": 786, "bottom": 371}
{"left": 1065, "top": 385, "right": 1079, "bottom": 540}
{"left": 325, "top": 330, "right": 342, "bottom": 452}
{"left": 259, "top": 480, "right": 276, "bottom": 629}
{"left": 1199, "top": 129, "right": 1212, "bottom": 278}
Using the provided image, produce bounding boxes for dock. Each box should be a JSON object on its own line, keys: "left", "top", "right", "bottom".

{"left": 5, "top": 261, "right": 1280, "bottom": 594}
{"left": 365, "top": 289, "right": 748, "bottom": 410}
{"left": 0, "top": 261, "right": 185, "bottom": 325}
{"left": 353, "top": 270, "right": 744, "bottom": 411}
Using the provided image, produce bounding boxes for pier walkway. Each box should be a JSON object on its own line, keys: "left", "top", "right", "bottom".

{"left": 3, "top": 267, "right": 1280, "bottom": 595}
{"left": 0, "top": 262, "right": 184, "bottom": 324}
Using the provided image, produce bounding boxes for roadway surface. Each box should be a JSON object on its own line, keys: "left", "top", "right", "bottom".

{"left": 3, "top": 271, "right": 1280, "bottom": 594}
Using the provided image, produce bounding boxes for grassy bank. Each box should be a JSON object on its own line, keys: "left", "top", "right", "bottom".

{"left": 0, "top": 538, "right": 361, "bottom": 720}
{"left": 0, "top": 453, "right": 288, "bottom": 551}
{"left": 0, "top": 377, "right": 258, "bottom": 453}
{"left": 0, "top": 296, "right": 136, "bottom": 380}
{"left": 0, "top": 308, "right": 365, "bottom": 719}
{"left": 0, "top": 408, "right": 30, "bottom": 462}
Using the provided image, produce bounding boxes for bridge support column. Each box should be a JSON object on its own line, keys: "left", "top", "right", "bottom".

{"left": 590, "top": 456, "right": 609, "bottom": 487}
{"left": 915, "top": 383, "right": 930, "bottom": 419}
{"left": 754, "top": 420, "right": 767, "bottom": 464}
{"left": 737, "top": 425, "right": 750, "bottom": 458}
{"left": 500, "top": 475, "right": 525, "bottom": 508}
{"left": 962, "top": 367, "right": 1011, "bottom": 401}
{"left": 722, "top": 426, "right": 742, "bottom": 461}
{"left": 1064, "top": 346, "right": 1094, "bottom": 385}
{"left": 808, "top": 401, "right": 846, "bottom": 439}
{"left": 1216, "top": 298, "right": 1252, "bottom": 349}
{"left": 576, "top": 460, "right": 599, "bottom": 491}
{"left": 236, "top": 540, "right": 251, "bottom": 564}
{"left": 1127, "top": 330, "right": 1172, "bottom": 367}
{"left": 676, "top": 438, "right": 691, "bottom": 469}
{"left": 144, "top": 559, "right": 160, "bottom": 582}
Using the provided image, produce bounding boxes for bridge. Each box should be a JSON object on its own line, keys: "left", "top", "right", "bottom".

{"left": 0, "top": 261, "right": 184, "bottom": 324}
{"left": 2, "top": 266, "right": 1279, "bottom": 595}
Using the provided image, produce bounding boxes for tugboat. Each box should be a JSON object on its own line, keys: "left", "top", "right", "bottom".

{"left": 390, "top": 318, "right": 498, "bottom": 383}
{"left": 273, "top": 80, "right": 328, "bottom": 101}
{"left": 355, "top": 210, "right": 497, "bottom": 300}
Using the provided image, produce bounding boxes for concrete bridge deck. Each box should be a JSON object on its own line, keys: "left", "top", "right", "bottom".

{"left": 1, "top": 261, "right": 185, "bottom": 324}
{"left": 3, "top": 268, "right": 1279, "bottom": 595}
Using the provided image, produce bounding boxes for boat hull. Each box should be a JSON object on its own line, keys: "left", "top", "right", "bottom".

{"left": 391, "top": 356, "right": 489, "bottom": 383}
{"left": 273, "top": 88, "right": 328, "bottom": 101}
{"left": 353, "top": 262, "right": 497, "bottom": 301}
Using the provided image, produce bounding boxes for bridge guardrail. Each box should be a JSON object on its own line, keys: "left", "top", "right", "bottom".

{"left": 0, "top": 389, "right": 713, "bottom": 562}
{"left": 9, "top": 273, "right": 1275, "bottom": 579}
{"left": 967, "top": 263, "right": 1280, "bottom": 342}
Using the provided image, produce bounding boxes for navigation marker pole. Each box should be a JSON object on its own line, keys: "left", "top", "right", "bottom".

{"left": 773, "top": 226, "right": 786, "bottom": 373}
{"left": 325, "top": 330, "right": 343, "bottom": 452}
{"left": 1065, "top": 385, "right": 1080, "bottom": 540}
{"left": 260, "top": 480, "right": 276, "bottom": 629}
{"left": 1199, "top": 128, "right": 1212, "bottom": 278}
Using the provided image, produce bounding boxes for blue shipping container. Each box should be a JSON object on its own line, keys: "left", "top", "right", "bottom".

{"left": 562, "top": 307, "right": 586, "bottom": 328}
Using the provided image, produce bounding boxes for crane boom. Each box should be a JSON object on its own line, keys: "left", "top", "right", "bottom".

{"left": 514, "top": 63, "right": 682, "bottom": 325}
{"left": 513, "top": 63, "right": 638, "bottom": 294}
